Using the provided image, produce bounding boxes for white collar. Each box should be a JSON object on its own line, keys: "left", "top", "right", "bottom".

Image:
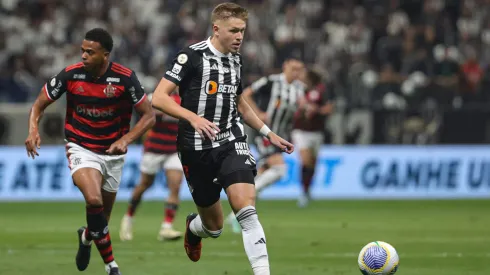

{"left": 206, "top": 37, "right": 232, "bottom": 57}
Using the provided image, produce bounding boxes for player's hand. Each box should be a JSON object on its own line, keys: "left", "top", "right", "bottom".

{"left": 25, "top": 131, "right": 41, "bottom": 159}
{"left": 267, "top": 132, "right": 294, "bottom": 154}
{"left": 106, "top": 138, "right": 129, "bottom": 155}
{"left": 190, "top": 115, "right": 220, "bottom": 140}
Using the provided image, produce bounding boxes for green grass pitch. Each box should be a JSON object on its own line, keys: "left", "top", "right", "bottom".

{"left": 0, "top": 199, "right": 488, "bottom": 274}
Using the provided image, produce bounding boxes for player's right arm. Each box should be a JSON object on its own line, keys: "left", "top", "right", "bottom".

{"left": 152, "top": 48, "right": 219, "bottom": 140}
{"left": 26, "top": 72, "right": 67, "bottom": 159}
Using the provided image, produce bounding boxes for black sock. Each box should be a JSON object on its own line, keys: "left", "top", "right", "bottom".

{"left": 86, "top": 206, "right": 114, "bottom": 264}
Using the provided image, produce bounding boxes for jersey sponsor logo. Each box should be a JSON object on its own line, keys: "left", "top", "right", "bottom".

{"left": 129, "top": 86, "right": 138, "bottom": 103}
{"left": 215, "top": 130, "right": 230, "bottom": 141}
{"left": 166, "top": 71, "right": 182, "bottom": 81}
{"left": 235, "top": 142, "right": 251, "bottom": 155}
{"left": 205, "top": 80, "right": 238, "bottom": 95}
{"left": 51, "top": 80, "right": 63, "bottom": 97}
{"left": 106, "top": 77, "right": 120, "bottom": 83}
{"left": 172, "top": 64, "right": 182, "bottom": 74}
{"left": 73, "top": 74, "right": 86, "bottom": 80}
{"left": 76, "top": 106, "right": 115, "bottom": 118}
{"left": 177, "top": 53, "right": 188, "bottom": 64}
{"left": 104, "top": 83, "right": 116, "bottom": 98}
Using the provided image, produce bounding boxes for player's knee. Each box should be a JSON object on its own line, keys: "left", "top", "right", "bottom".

{"left": 235, "top": 205, "right": 260, "bottom": 231}
{"left": 85, "top": 194, "right": 103, "bottom": 207}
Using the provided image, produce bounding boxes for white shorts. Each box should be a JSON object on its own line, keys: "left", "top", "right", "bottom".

{"left": 139, "top": 152, "right": 183, "bottom": 175}
{"left": 291, "top": 130, "right": 324, "bottom": 154}
{"left": 66, "top": 142, "right": 125, "bottom": 193}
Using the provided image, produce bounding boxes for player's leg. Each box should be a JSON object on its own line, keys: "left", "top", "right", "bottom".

{"left": 97, "top": 154, "right": 125, "bottom": 275}
{"left": 72, "top": 167, "right": 103, "bottom": 272}
{"left": 298, "top": 147, "right": 315, "bottom": 207}
{"left": 180, "top": 150, "right": 223, "bottom": 262}
{"left": 221, "top": 140, "right": 270, "bottom": 275}
{"left": 253, "top": 136, "right": 287, "bottom": 193}
{"left": 120, "top": 152, "right": 160, "bottom": 241}
{"left": 226, "top": 182, "right": 270, "bottom": 275}
{"left": 158, "top": 153, "right": 184, "bottom": 240}
{"left": 254, "top": 153, "right": 286, "bottom": 193}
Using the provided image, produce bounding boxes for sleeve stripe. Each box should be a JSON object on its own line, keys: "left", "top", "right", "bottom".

{"left": 134, "top": 93, "right": 147, "bottom": 107}
{"left": 43, "top": 84, "right": 55, "bottom": 102}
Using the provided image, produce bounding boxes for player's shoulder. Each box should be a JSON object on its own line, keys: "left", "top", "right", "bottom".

{"left": 110, "top": 62, "right": 134, "bottom": 78}
{"left": 268, "top": 73, "right": 282, "bottom": 82}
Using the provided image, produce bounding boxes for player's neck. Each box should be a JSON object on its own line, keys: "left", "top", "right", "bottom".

{"left": 210, "top": 36, "right": 230, "bottom": 55}
{"left": 88, "top": 62, "right": 110, "bottom": 79}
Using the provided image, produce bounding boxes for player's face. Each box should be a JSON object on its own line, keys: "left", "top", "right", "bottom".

{"left": 283, "top": 60, "right": 304, "bottom": 83}
{"left": 215, "top": 17, "right": 246, "bottom": 53}
{"left": 80, "top": 40, "right": 109, "bottom": 71}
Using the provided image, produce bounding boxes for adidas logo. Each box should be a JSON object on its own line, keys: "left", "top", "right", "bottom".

{"left": 211, "top": 64, "right": 219, "bottom": 70}
{"left": 255, "top": 238, "right": 266, "bottom": 245}
{"left": 245, "top": 159, "right": 251, "bottom": 165}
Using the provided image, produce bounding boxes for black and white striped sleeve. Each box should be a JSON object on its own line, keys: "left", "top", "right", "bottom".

{"left": 250, "top": 76, "right": 270, "bottom": 94}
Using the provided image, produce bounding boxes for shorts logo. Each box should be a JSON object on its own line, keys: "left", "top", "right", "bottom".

{"left": 72, "top": 157, "right": 81, "bottom": 166}
{"left": 235, "top": 142, "right": 250, "bottom": 155}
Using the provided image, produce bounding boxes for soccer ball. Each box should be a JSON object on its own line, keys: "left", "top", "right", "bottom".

{"left": 358, "top": 241, "right": 399, "bottom": 275}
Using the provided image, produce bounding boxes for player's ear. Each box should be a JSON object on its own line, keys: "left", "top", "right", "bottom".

{"left": 212, "top": 24, "right": 219, "bottom": 37}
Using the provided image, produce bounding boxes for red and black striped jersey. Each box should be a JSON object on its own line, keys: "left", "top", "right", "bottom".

{"left": 143, "top": 94, "right": 180, "bottom": 154}
{"left": 44, "top": 62, "right": 147, "bottom": 154}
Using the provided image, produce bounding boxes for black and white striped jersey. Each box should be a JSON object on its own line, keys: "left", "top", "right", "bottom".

{"left": 163, "top": 38, "right": 245, "bottom": 151}
{"left": 250, "top": 73, "right": 305, "bottom": 138}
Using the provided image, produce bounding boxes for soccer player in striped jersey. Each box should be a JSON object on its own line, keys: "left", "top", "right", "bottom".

{"left": 151, "top": 3, "right": 293, "bottom": 275}
{"left": 226, "top": 58, "right": 305, "bottom": 233}
{"left": 120, "top": 92, "right": 184, "bottom": 241}
{"left": 24, "top": 28, "right": 155, "bottom": 275}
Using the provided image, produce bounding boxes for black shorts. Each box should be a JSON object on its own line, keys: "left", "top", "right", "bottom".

{"left": 253, "top": 136, "right": 282, "bottom": 166}
{"left": 178, "top": 136, "right": 257, "bottom": 207}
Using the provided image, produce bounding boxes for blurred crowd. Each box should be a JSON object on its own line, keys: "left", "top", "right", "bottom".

{"left": 2, "top": 0, "right": 490, "bottom": 112}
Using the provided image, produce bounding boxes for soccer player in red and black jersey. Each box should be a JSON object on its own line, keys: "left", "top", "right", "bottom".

{"left": 24, "top": 28, "right": 155, "bottom": 275}
{"left": 120, "top": 92, "right": 184, "bottom": 242}
{"left": 293, "top": 68, "right": 334, "bottom": 207}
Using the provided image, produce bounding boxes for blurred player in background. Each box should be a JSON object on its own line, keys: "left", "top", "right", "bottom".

{"left": 24, "top": 28, "right": 155, "bottom": 275}
{"left": 226, "top": 57, "right": 305, "bottom": 233}
{"left": 120, "top": 92, "right": 184, "bottom": 241}
{"left": 151, "top": 3, "right": 293, "bottom": 275}
{"left": 293, "top": 68, "right": 334, "bottom": 207}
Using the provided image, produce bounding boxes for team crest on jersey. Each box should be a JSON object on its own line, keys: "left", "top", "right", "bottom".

{"left": 104, "top": 83, "right": 116, "bottom": 98}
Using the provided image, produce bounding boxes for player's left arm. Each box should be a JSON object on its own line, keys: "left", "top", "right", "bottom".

{"left": 237, "top": 95, "right": 294, "bottom": 154}
{"left": 106, "top": 72, "right": 156, "bottom": 155}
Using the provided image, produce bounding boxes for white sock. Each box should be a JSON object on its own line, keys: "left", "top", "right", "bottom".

{"left": 255, "top": 165, "right": 286, "bottom": 193}
{"left": 190, "top": 215, "right": 222, "bottom": 238}
{"left": 162, "top": 222, "right": 172, "bottom": 229}
{"left": 104, "top": 261, "right": 118, "bottom": 273}
{"left": 236, "top": 206, "right": 270, "bottom": 275}
{"left": 81, "top": 228, "right": 92, "bottom": 246}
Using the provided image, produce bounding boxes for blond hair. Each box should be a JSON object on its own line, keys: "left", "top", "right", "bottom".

{"left": 211, "top": 2, "right": 248, "bottom": 24}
